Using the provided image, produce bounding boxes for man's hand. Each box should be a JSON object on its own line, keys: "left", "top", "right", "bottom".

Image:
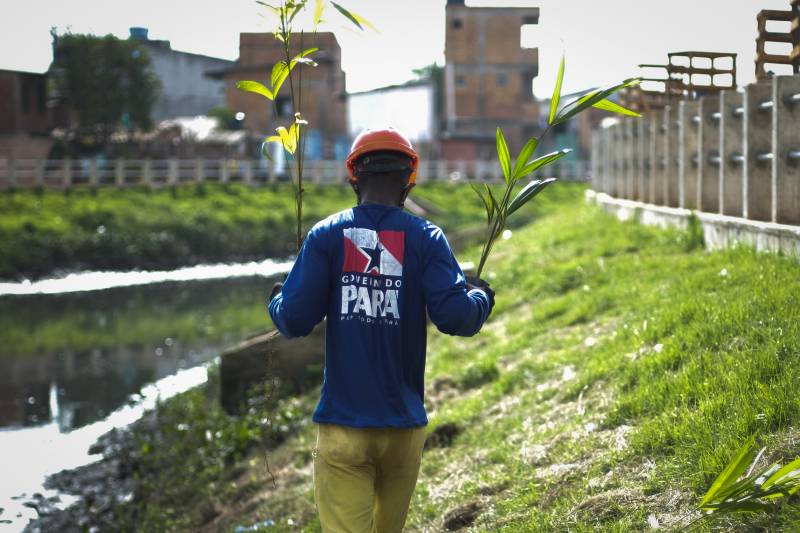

{"left": 269, "top": 281, "right": 283, "bottom": 301}
{"left": 465, "top": 275, "right": 495, "bottom": 310}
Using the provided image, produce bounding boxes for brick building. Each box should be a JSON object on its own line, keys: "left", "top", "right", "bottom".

{"left": 441, "top": 0, "right": 540, "bottom": 161}
{"left": 216, "top": 32, "right": 349, "bottom": 160}
{"left": 0, "top": 69, "right": 53, "bottom": 159}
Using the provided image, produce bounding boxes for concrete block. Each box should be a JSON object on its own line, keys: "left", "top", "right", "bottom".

{"left": 665, "top": 105, "right": 680, "bottom": 207}
{"left": 743, "top": 81, "right": 773, "bottom": 221}
{"left": 773, "top": 75, "right": 800, "bottom": 225}
{"left": 698, "top": 95, "right": 721, "bottom": 213}
{"left": 678, "top": 100, "right": 701, "bottom": 209}
{"left": 720, "top": 90, "right": 744, "bottom": 217}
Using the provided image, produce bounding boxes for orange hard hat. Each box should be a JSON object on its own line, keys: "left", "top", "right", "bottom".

{"left": 346, "top": 127, "right": 419, "bottom": 184}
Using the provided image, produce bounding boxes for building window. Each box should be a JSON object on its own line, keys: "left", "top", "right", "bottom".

{"left": 456, "top": 75, "right": 465, "bottom": 87}
{"left": 451, "top": 18, "right": 462, "bottom": 29}
{"left": 496, "top": 73, "right": 507, "bottom": 87}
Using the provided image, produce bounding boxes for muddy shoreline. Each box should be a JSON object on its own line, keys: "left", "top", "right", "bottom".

{"left": 23, "top": 413, "right": 156, "bottom": 533}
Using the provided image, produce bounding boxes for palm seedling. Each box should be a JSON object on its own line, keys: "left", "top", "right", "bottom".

{"left": 472, "top": 55, "right": 641, "bottom": 278}
{"left": 692, "top": 435, "right": 800, "bottom": 526}
{"left": 236, "top": 0, "right": 373, "bottom": 252}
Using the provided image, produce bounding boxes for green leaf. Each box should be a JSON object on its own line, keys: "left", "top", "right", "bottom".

{"left": 517, "top": 149, "right": 571, "bottom": 177}
{"left": 313, "top": 0, "right": 325, "bottom": 28}
{"left": 288, "top": 2, "right": 303, "bottom": 23}
{"left": 592, "top": 98, "right": 641, "bottom": 117}
{"left": 495, "top": 128, "right": 511, "bottom": 184}
{"left": 269, "top": 124, "right": 299, "bottom": 155}
{"left": 291, "top": 47, "right": 319, "bottom": 67}
{"left": 762, "top": 457, "right": 800, "bottom": 491}
{"left": 548, "top": 54, "right": 565, "bottom": 125}
{"left": 711, "top": 500, "right": 774, "bottom": 514}
{"left": 471, "top": 183, "right": 493, "bottom": 226}
{"left": 330, "top": 2, "right": 378, "bottom": 31}
{"left": 485, "top": 184, "right": 500, "bottom": 223}
{"left": 512, "top": 137, "right": 538, "bottom": 180}
{"left": 236, "top": 80, "right": 273, "bottom": 100}
{"left": 554, "top": 78, "right": 641, "bottom": 125}
{"left": 270, "top": 61, "right": 287, "bottom": 88}
{"left": 256, "top": 0, "right": 280, "bottom": 16}
{"left": 271, "top": 62, "right": 292, "bottom": 98}
{"left": 700, "top": 436, "right": 757, "bottom": 508}
{"left": 506, "top": 177, "right": 557, "bottom": 216}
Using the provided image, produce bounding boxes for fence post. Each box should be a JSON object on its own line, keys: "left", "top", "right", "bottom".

{"left": 743, "top": 80, "right": 773, "bottom": 221}
{"left": 653, "top": 112, "right": 666, "bottom": 205}
{"left": 698, "top": 95, "right": 721, "bottom": 212}
{"left": 647, "top": 116, "right": 657, "bottom": 203}
{"left": 609, "top": 123, "right": 620, "bottom": 196}
{"left": 90, "top": 159, "right": 101, "bottom": 188}
{"left": 62, "top": 159, "right": 72, "bottom": 189}
{"left": 678, "top": 100, "right": 700, "bottom": 209}
{"left": 603, "top": 126, "right": 613, "bottom": 194}
{"left": 143, "top": 159, "right": 153, "bottom": 187}
{"left": 167, "top": 158, "right": 178, "bottom": 187}
{"left": 625, "top": 119, "right": 638, "bottom": 199}
{"left": 220, "top": 159, "right": 229, "bottom": 184}
{"left": 665, "top": 105, "right": 680, "bottom": 207}
{"left": 720, "top": 90, "right": 744, "bottom": 216}
{"left": 195, "top": 158, "right": 204, "bottom": 183}
{"left": 34, "top": 159, "right": 45, "bottom": 187}
{"left": 115, "top": 159, "right": 124, "bottom": 187}
{"left": 773, "top": 74, "right": 800, "bottom": 225}
{"left": 636, "top": 118, "right": 647, "bottom": 201}
{"left": 590, "top": 130, "right": 600, "bottom": 190}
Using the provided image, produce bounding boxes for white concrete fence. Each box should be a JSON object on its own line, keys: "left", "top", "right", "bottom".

{"left": 591, "top": 74, "right": 800, "bottom": 227}
{"left": 0, "top": 157, "right": 590, "bottom": 190}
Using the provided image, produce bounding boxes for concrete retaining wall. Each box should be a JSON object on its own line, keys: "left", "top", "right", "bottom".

{"left": 587, "top": 189, "right": 800, "bottom": 258}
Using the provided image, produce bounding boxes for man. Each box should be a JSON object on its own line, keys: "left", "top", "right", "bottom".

{"left": 268, "top": 127, "right": 494, "bottom": 532}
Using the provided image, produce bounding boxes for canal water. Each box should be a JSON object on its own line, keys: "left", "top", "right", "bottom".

{"left": 0, "top": 260, "right": 290, "bottom": 531}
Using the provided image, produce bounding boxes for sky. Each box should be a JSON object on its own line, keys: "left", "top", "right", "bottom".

{"left": 0, "top": 0, "right": 795, "bottom": 98}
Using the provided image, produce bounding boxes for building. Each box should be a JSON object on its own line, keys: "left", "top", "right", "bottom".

{"left": 441, "top": 0, "right": 540, "bottom": 161}
{"left": 129, "top": 27, "right": 233, "bottom": 122}
{"left": 215, "top": 32, "right": 349, "bottom": 160}
{"left": 348, "top": 81, "right": 437, "bottom": 161}
{"left": 0, "top": 69, "right": 53, "bottom": 159}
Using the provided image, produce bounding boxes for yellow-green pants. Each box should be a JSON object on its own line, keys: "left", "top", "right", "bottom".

{"left": 313, "top": 423, "right": 426, "bottom": 533}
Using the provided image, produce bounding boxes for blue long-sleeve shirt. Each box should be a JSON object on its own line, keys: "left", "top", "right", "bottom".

{"left": 269, "top": 203, "right": 492, "bottom": 428}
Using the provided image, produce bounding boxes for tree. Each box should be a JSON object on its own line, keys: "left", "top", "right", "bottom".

{"left": 49, "top": 31, "right": 159, "bottom": 149}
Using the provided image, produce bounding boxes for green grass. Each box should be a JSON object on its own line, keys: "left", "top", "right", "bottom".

{"left": 0, "top": 182, "right": 501, "bottom": 280}
{"left": 105, "top": 183, "right": 800, "bottom": 531}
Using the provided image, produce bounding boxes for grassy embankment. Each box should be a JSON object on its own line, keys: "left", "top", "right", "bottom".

{"left": 0, "top": 183, "right": 486, "bottom": 281}
{"left": 0, "top": 182, "right": 489, "bottom": 356}
{"left": 107, "top": 183, "right": 800, "bottom": 531}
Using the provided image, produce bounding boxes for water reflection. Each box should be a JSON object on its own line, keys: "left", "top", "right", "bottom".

{"left": 0, "top": 275, "right": 277, "bottom": 431}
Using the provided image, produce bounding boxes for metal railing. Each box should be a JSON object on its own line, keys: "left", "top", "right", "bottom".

{"left": 0, "top": 158, "right": 590, "bottom": 190}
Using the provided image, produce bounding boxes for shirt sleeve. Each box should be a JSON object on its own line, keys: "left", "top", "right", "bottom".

{"left": 268, "top": 226, "right": 330, "bottom": 338}
{"left": 421, "top": 224, "right": 491, "bottom": 337}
